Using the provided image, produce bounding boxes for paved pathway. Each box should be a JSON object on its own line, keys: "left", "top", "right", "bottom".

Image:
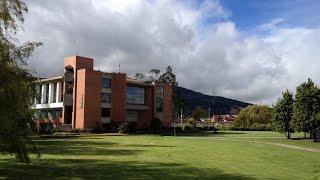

{"left": 264, "top": 142, "right": 320, "bottom": 153}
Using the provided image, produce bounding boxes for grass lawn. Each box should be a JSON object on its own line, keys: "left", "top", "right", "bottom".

{"left": 1, "top": 131, "right": 320, "bottom": 179}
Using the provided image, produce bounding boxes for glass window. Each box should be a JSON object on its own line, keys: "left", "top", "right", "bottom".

{"left": 126, "top": 85, "right": 145, "bottom": 104}
{"left": 102, "top": 78, "right": 111, "bottom": 88}
{"left": 156, "top": 86, "right": 163, "bottom": 112}
{"left": 101, "top": 93, "right": 111, "bottom": 103}
{"left": 52, "top": 83, "right": 57, "bottom": 102}
{"left": 101, "top": 108, "right": 110, "bottom": 117}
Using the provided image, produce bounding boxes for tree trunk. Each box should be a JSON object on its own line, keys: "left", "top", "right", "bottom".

{"left": 286, "top": 132, "right": 291, "bottom": 139}
{"left": 304, "top": 132, "right": 307, "bottom": 139}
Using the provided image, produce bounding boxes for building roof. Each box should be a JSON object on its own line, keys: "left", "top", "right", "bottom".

{"left": 36, "top": 76, "right": 63, "bottom": 83}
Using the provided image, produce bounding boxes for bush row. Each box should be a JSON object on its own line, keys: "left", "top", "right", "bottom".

{"left": 218, "top": 123, "right": 274, "bottom": 131}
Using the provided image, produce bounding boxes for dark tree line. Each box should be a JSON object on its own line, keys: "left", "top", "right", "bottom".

{"left": 273, "top": 79, "right": 320, "bottom": 142}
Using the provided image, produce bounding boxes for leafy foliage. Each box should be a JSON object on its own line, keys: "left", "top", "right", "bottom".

{"left": 0, "top": 0, "right": 42, "bottom": 163}
{"left": 273, "top": 90, "right": 294, "bottom": 138}
{"left": 159, "top": 66, "right": 177, "bottom": 86}
{"left": 150, "top": 118, "right": 162, "bottom": 132}
{"left": 135, "top": 73, "right": 145, "bottom": 82}
{"left": 149, "top": 69, "right": 160, "bottom": 79}
{"left": 292, "top": 79, "right": 320, "bottom": 141}
{"left": 233, "top": 105, "right": 273, "bottom": 130}
{"left": 191, "top": 107, "right": 207, "bottom": 121}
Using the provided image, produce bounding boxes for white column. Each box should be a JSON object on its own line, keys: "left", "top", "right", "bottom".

{"left": 41, "top": 84, "right": 47, "bottom": 104}
{"left": 48, "top": 83, "right": 54, "bottom": 103}
{"left": 56, "top": 82, "right": 62, "bottom": 102}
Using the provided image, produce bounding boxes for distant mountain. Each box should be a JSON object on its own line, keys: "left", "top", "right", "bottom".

{"left": 178, "top": 87, "right": 252, "bottom": 115}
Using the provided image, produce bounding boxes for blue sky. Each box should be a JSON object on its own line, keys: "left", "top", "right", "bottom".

{"left": 212, "top": 0, "right": 320, "bottom": 32}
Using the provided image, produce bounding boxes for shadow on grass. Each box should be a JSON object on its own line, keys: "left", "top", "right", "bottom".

{"left": 0, "top": 159, "right": 256, "bottom": 180}
{"left": 36, "top": 140, "right": 147, "bottom": 156}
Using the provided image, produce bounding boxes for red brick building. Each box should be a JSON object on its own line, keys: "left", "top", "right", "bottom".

{"left": 31, "top": 55, "right": 173, "bottom": 130}
{"left": 211, "top": 114, "right": 237, "bottom": 124}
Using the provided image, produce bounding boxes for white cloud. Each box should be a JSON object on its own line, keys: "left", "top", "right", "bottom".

{"left": 18, "top": 0, "right": 320, "bottom": 105}
{"left": 264, "top": 27, "right": 320, "bottom": 95}
{"left": 258, "top": 18, "right": 284, "bottom": 31}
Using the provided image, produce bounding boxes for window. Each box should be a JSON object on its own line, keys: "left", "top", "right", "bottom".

{"left": 126, "top": 85, "right": 145, "bottom": 104}
{"left": 45, "top": 84, "right": 49, "bottom": 103}
{"left": 52, "top": 83, "right": 57, "bottom": 103}
{"left": 156, "top": 86, "right": 163, "bottom": 112}
{"left": 126, "top": 110, "right": 137, "bottom": 122}
{"left": 102, "top": 78, "right": 111, "bottom": 88}
{"left": 101, "top": 108, "right": 110, "bottom": 117}
{"left": 101, "top": 93, "right": 111, "bottom": 103}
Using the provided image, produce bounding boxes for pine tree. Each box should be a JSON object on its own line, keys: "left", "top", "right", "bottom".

{"left": 292, "top": 79, "right": 320, "bottom": 142}
{"left": 273, "top": 90, "right": 294, "bottom": 139}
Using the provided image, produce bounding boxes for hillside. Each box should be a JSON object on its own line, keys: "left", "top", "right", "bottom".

{"left": 178, "top": 87, "right": 251, "bottom": 115}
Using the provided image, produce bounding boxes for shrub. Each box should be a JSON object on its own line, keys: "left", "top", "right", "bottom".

{"left": 250, "top": 123, "right": 274, "bottom": 131}
{"left": 186, "top": 118, "right": 196, "bottom": 126}
{"left": 117, "top": 123, "right": 127, "bottom": 134}
{"left": 182, "top": 124, "right": 192, "bottom": 131}
{"left": 39, "top": 123, "right": 53, "bottom": 134}
{"left": 250, "top": 123, "right": 267, "bottom": 131}
{"left": 127, "top": 121, "right": 138, "bottom": 133}
{"left": 232, "top": 105, "right": 273, "bottom": 130}
{"left": 52, "top": 127, "right": 94, "bottom": 134}
{"left": 150, "top": 118, "right": 162, "bottom": 132}
{"left": 218, "top": 124, "right": 230, "bottom": 131}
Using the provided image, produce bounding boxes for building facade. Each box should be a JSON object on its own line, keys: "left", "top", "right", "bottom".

{"left": 31, "top": 55, "right": 173, "bottom": 130}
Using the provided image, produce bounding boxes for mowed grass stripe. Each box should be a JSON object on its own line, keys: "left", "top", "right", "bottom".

{"left": 0, "top": 131, "right": 319, "bottom": 179}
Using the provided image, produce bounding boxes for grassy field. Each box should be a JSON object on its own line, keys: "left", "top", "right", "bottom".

{"left": 0, "top": 131, "right": 320, "bottom": 179}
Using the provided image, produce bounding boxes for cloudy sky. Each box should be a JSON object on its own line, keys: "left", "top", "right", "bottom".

{"left": 19, "top": 0, "right": 320, "bottom": 105}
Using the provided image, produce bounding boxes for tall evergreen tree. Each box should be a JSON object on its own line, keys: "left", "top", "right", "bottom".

{"left": 273, "top": 90, "right": 294, "bottom": 139}
{"left": 292, "top": 79, "right": 320, "bottom": 141}
{"left": 159, "top": 66, "right": 185, "bottom": 121}
{"left": 0, "top": 0, "right": 42, "bottom": 163}
{"left": 159, "top": 66, "right": 177, "bottom": 86}
{"left": 149, "top": 69, "right": 160, "bottom": 79}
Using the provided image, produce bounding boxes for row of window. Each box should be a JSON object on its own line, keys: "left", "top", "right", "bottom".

{"left": 126, "top": 86, "right": 145, "bottom": 105}
{"left": 34, "top": 109, "right": 62, "bottom": 119}
{"left": 102, "top": 78, "right": 111, "bottom": 88}
{"left": 35, "top": 83, "right": 63, "bottom": 104}
{"left": 101, "top": 86, "right": 146, "bottom": 105}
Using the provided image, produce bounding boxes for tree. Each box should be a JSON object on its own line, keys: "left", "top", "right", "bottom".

{"left": 158, "top": 66, "right": 185, "bottom": 122}
{"left": 149, "top": 69, "right": 160, "bottom": 79}
{"left": 191, "top": 107, "right": 207, "bottom": 121}
{"left": 292, "top": 78, "right": 320, "bottom": 142}
{"left": 159, "top": 66, "right": 177, "bottom": 86}
{"left": 273, "top": 90, "right": 294, "bottom": 139}
{"left": 0, "top": 0, "right": 42, "bottom": 163}
{"left": 233, "top": 105, "right": 273, "bottom": 130}
{"left": 172, "top": 86, "right": 186, "bottom": 119}
{"left": 135, "top": 73, "right": 145, "bottom": 82}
